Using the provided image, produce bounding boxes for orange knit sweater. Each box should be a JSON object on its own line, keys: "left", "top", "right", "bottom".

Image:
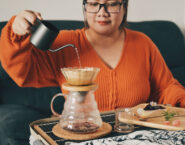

{"left": 0, "top": 17, "right": 185, "bottom": 111}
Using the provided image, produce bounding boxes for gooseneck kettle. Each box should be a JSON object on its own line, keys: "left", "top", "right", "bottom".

{"left": 30, "top": 19, "right": 75, "bottom": 52}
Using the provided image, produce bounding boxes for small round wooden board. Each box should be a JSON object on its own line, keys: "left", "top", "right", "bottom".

{"left": 52, "top": 122, "right": 112, "bottom": 140}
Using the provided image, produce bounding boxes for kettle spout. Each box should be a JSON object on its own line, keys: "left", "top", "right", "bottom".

{"left": 49, "top": 44, "right": 75, "bottom": 52}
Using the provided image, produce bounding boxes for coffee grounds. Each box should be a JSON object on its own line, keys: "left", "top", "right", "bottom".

{"left": 63, "top": 121, "right": 99, "bottom": 133}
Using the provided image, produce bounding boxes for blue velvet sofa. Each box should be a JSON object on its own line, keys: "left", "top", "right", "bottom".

{"left": 0, "top": 20, "right": 185, "bottom": 145}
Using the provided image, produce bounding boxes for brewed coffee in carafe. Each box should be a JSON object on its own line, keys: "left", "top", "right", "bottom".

{"left": 51, "top": 67, "right": 102, "bottom": 133}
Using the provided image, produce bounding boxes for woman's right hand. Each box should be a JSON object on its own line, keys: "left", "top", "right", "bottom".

{"left": 12, "top": 10, "right": 43, "bottom": 36}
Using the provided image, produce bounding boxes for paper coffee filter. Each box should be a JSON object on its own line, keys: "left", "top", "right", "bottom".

{"left": 61, "top": 67, "right": 100, "bottom": 86}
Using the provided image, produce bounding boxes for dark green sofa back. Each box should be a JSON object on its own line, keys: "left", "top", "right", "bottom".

{"left": 0, "top": 20, "right": 185, "bottom": 114}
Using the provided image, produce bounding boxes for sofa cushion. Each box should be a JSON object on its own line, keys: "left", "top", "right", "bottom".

{"left": 126, "top": 21, "right": 185, "bottom": 69}
{"left": 0, "top": 136, "right": 29, "bottom": 145}
{"left": 0, "top": 104, "right": 48, "bottom": 139}
{"left": 171, "top": 66, "right": 185, "bottom": 86}
{"left": 0, "top": 77, "right": 62, "bottom": 114}
{"left": 0, "top": 21, "right": 6, "bottom": 35}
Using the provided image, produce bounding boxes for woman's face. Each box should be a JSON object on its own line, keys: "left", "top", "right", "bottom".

{"left": 84, "top": 0, "right": 124, "bottom": 35}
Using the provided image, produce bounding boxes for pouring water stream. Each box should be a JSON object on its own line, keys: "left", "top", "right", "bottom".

{"left": 48, "top": 44, "right": 82, "bottom": 68}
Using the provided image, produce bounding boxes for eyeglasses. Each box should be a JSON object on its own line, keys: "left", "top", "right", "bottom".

{"left": 84, "top": 1, "right": 123, "bottom": 13}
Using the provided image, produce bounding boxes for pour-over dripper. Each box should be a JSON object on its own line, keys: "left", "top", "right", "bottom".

{"left": 61, "top": 67, "right": 100, "bottom": 86}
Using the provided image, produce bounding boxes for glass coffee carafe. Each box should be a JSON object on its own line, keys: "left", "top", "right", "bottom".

{"left": 50, "top": 67, "right": 102, "bottom": 133}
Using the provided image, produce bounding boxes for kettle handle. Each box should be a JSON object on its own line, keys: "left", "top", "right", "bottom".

{"left": 50, "top": 93, "right": 67, "bottom": 117}
{"left": 30, "top": 19, "right": 59, "bottom": 51}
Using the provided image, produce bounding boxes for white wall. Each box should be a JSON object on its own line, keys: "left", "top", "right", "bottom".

{"left": 127, "top": 0, "right": 185, "bottom": 36}
{"left": 0, "top": 0, "right": 185, "bottom": 36}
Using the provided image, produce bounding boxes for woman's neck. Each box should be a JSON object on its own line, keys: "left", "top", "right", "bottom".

{"left": 85, "top": 28, "right": 125, "bottom": 48}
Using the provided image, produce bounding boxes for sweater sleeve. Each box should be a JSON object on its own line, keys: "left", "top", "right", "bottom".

{"left": 148, "top": 38, "right": 185, "bottom": 107}
{"left": 0, "top": 16, "right": 59, "bottom": 88}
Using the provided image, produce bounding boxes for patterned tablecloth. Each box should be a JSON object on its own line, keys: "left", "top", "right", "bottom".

{"left": 66, "top": 130, "right": 185, "bottom": 145}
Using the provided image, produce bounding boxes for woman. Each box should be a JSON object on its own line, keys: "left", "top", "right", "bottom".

{"left": 0, "top": 0, "right": 184, "bottom": 112}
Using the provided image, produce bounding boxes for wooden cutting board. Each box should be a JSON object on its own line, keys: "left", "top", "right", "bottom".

{"left": 119, "top": 103, "right": 185, "bottom": 131}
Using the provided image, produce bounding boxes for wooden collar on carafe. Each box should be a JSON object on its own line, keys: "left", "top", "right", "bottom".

{"left": 62, "top": 83, "right": 98, "bottom": 91}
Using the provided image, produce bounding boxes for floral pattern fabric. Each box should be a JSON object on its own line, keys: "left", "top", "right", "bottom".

{"left": 66, "top": 130, "right": 185, "bottom": 145}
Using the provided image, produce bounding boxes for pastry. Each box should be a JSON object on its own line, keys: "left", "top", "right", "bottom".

{"left": 137, "top": 102, "right": 166, "bottom": 119}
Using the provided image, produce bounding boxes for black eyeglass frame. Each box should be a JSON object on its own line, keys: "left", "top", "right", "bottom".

{"left": 83, "top": 1, "right": 125, "bottom": 13}
{"left": 82, "top": 0, "right": 127, "bottom": 5}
